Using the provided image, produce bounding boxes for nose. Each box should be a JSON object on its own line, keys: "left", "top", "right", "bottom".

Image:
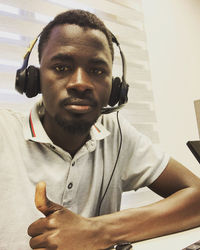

{"left": 66, "top": 67, "right": 94, "bottom": 94}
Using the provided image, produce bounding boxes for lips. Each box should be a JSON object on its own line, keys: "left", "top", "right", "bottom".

{"left": 62, "top": 98, "right": 97, "bottom": 114}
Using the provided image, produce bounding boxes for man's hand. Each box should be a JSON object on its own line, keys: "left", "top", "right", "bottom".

{"left": 27, "top": 182, "right": 110, "bottom": 250}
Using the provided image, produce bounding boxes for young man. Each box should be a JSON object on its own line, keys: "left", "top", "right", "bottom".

{"left": 1, "top": 9, "right": 200, "bottom": 250}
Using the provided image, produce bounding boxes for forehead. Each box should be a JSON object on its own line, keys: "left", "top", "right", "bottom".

{"left": 41, "top": 24, "right": 112, "bottom": 63}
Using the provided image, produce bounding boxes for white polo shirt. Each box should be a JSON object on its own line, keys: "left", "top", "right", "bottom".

{"left": 0, "top": 102, "right": 169, "bottom": 249}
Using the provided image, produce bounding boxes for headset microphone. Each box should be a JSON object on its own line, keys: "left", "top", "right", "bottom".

{"left": 101, "top": 104, "right": 126, "bottom": 114}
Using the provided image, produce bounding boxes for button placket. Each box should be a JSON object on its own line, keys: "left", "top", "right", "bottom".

{"left": 62, "top": 160, "right": 79, "bottom": 206}
{"left": 66, "top": 161, "right": 75, "bottom": 190}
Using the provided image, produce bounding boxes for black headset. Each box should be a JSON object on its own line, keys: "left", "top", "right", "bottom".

{"left": 15, "top": 32, "right": 129, "bottom": 114}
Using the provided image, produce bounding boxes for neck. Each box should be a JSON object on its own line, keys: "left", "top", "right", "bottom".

{"left": 42, "top": 115, "right": 90, "bottom": 157}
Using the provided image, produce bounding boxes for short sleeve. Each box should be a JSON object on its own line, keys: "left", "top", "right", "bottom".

{"left": 119, "top": 116, "right": 170, "bottom": 191}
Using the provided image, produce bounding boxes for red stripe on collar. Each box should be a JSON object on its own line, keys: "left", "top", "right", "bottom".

{"left": 94, "top": 125, "right": 101, "bottom": 133}
{"left": 29, "top": 111, "right": 36, "bottom": 137}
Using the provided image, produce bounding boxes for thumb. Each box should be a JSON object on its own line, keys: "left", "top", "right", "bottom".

{"left": 35, "top": 181, "right": 63, "bottom": 217}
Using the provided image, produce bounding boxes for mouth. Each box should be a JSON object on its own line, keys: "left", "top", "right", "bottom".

{"left": 64, "top": 104, "right": 94, "bottom": 114}
{"left": 62, "top": 98, "right": 97, "bottom": 114}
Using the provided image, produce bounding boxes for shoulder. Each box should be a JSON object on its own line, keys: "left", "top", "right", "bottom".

{"left": 101, "top": 112, "right": 142, "bottom": 142}
{"left": 101, "top": 112, "right": 170, "bottom": 190}
{"left": 0, "top": 108, "right": 25, "bottom": 130}
{"left": 0, "top": 107, "right": 25, "bottom": 119}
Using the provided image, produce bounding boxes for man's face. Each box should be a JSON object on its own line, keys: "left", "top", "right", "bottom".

{"left": 40, "top": 24, "right": 112, "bottom": 134}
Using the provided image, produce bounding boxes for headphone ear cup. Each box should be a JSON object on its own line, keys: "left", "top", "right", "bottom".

{"left": 25, "top": 65, "right": 40, "bottom": 98}
{"left": 15, "top": 68, "right": 27, "bottom": 94}
{"left": 109, "top": 77, "right": 122, "bottom": 107}
{"left": 118, "top": 80, "right": 129, "bottom": 105}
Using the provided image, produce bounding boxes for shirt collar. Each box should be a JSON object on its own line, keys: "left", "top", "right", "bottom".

{"left": 23, "top": 101, "right": 110, "bottom": 143}
{"left": 90, "top": 119, "right": 110, "bottom": 140}
{"left": 23, "top": 101, "right": 52, "bottom": 143}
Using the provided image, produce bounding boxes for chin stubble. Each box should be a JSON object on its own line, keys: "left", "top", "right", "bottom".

{"left": 55, "top": 114, "right": 97, "bottom": 135}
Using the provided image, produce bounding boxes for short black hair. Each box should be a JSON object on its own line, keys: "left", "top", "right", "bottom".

{"left": 38, "top": 9, "right": 114, "bottom": 62}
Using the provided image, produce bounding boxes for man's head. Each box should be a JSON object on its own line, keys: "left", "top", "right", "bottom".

{"left": 39, "top": 10, "right": 113, "bottom": 136}
{"left": 38, "top": 9, "right": 114, "bottom": 63}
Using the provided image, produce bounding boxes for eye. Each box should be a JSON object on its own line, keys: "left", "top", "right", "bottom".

{"left": 55, "top": 65, "right": 72, "bottom": 72}
{"left": 90, "top": 68, "right": 104, "bottom": 76}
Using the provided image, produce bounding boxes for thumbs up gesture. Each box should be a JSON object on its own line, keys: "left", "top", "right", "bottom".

{"left": 34, "top": 181, "right": 63, "bottom": 216}
{"left": 27, "top": 182, "right": 110, "bottom": 250}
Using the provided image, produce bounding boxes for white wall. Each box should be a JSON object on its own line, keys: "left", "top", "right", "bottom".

{"left": 142, "top": 0, "right": 200, "bottom": 175}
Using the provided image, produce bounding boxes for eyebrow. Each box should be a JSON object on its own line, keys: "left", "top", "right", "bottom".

{"left": 50, "top": 54, "right": 73, "bottom": 62}
{"left": 50, "top": 53, "right": 110, "bottom": 68}
{"left": 88, "top": 58, "right": 109, "bottom": 68}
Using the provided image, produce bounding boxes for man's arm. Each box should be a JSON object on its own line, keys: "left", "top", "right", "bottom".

{"left": 94, "top": 158, "right": 200, "bottom": 245}
{"left": 28, "top": 158, "right": 200, "bottom": 249}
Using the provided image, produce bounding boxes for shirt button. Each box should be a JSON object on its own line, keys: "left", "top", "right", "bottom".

{"left": 50, "top": 145, "right": 56, "bottom": 150}
{"left": 68, "top": 183, "right": 73, "bottom": 189}
{"left": 72, "top": 162, "right": 75, "bottom": 166}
